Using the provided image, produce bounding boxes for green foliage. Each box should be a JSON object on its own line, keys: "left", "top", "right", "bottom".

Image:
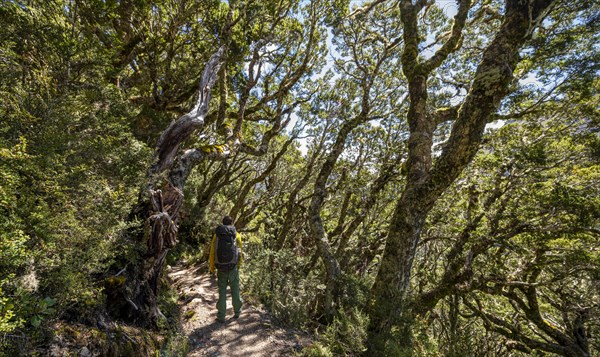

{"left": 300, "top": 343, "right": 334, "bottom": 357}
{"left": 0, "top": 0, "right": 152, "bottom": 352}
{"left": 0, "top": 138, "right": 35, "bottom": 338}
{"left": 0, "top": 0, "right": 598, "bottom": 355}
{"left": 0, "top": 281, "right": 23, "bottom": 334}
{"left": 28, "top": 297, "right": 56, "bottom": 329}
{"left": 416, "top": 109, "right": 600, "bottom": 355}
{"left": 319, "top": 308, "right": 368, "bottom": 356}
{"left": 243, "top": 244, "right": 321, "bottom": 327}
{"left": 336, "top": 273, "right": 370, "bottom": 310}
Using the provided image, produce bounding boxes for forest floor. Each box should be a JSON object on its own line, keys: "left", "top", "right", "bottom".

{"left": 167, "top": 263, "right": 311, "bottom": 356}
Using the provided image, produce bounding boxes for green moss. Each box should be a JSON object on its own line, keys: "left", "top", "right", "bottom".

{"left": 199, "top": 144, "right": 225, "bottom": 155}
{"left": 184, "top": 310, "right": 196, "bottom": 319}
{"left": 90, "top": 328, "right": 107, "bottom": 341}
{"left": 105, "top": 275, "right": 126, "bottom": 288}
{"left": 219, "top": 122, "right": 233, "bottom": 130}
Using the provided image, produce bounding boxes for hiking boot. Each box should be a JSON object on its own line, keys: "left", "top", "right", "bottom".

{"left": 233, "top": 312, "right": 240, "bottom": 318}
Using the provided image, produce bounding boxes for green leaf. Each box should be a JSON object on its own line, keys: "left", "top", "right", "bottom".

{"left": 42, "top": 297, "right": 56, "bottom": 307}
{"left": 30, "top": 315, "right": 41, "bottom": 328}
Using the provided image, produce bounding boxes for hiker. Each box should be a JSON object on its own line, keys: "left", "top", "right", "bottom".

{"left": 209, "top": 215, "right": 243, "bottom": 322}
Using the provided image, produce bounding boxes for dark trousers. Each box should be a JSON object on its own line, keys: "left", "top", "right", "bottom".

{"left": 216, "top": 266, "right": 242, "bottom": 320}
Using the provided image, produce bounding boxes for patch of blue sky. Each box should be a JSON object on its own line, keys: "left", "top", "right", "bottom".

{"left": 291, "top": 1, "right": 461, "bottom": 154}
{"left": 288, "top": 1, "right": 532, "bottom": 155}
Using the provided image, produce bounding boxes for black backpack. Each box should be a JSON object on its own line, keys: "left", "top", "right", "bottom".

{"left": 215, "top": 225, "right": 239, "bottom": 271}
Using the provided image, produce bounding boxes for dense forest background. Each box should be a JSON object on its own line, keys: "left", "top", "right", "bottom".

{"left": 1, "top": 0, "right": 598, "bottom": 355}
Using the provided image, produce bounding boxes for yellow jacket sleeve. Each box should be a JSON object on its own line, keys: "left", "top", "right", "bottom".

{"left": 209, "top": 234, "right": 216, "bottom": 273}
{"left": 236, "top": 232, "right": 243, "bottom": 267}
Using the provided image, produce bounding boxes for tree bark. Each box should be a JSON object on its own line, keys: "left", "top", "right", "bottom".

{"left": 107, "top": 48, "right": 225, "bottom": 326}
{"left": 276, "top": 128, "right": 328, "bottom": 250}
{"left": 230, "top": 136, "right": 295, "bottom": 224}
{"left": 308, "top": 118, "right": 361, "bottom": 319}
{"left": 366, "top": 0, "right": 557, "bottom": 354}
{"left": 336, "top": 154, "right": 400, "bottom": 268}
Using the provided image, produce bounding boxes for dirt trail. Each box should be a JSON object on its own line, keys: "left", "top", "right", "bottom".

{"left": 168, "top": 264, "right": 310, "bottom": 356}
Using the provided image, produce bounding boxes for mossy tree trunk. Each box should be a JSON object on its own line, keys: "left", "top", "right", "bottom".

{"left": 366, "top": 0, "right": 557, "bottom": 354}
{"left": 307, "top": 24, "right": 404, "bottom": 318}
{"left": 308, "top": 117, "right": 361, "bottom": 319}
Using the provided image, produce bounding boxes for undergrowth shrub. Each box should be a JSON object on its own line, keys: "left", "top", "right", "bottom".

{"left": 300, "top": 343, "right": 334, "bottom": 357}
{"left": 0, "top": 85, "right": 151, "bottom": 353}
{"left": 243, "top": 241, "right": 321, "bottom": 327}
{"left": 320, "top": 307, "right": 369, "bottom": 356}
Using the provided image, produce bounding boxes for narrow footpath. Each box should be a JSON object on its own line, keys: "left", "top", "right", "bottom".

{"left": 168, "top": 264, "right": 310, "bottom": 356}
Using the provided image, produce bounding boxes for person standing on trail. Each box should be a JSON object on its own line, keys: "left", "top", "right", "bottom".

{"left": 209, "top": 215, "right": 243, "bottom": 322}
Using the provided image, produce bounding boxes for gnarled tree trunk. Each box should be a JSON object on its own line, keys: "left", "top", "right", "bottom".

{"left": 106, "top": 48, "right": 225, "bottom": 326}
{"left": 366, "top": 0, "right": 557, "bottom": 354}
